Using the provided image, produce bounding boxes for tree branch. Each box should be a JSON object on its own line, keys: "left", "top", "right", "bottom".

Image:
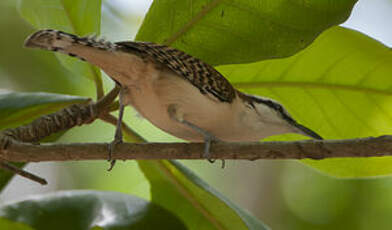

{"left": 2, "top": 84, "right": 391, "bottom": 185}
{"left": 1, "top": 135, "right": 392, "bottom": 162}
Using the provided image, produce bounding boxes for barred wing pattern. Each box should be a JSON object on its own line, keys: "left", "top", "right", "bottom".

{"left": 116, "top": 42, "right": 236, "bottom": 103}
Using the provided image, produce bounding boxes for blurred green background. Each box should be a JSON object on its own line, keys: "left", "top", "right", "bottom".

{"left": 1, "top": 0, "right": 392, "bottom": 229}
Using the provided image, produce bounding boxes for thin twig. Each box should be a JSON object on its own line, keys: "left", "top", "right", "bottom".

{"left": 2, "top": 135, "right": 392, "bottom": 162}
{"left": 0, "top": 161, "right": 47, "bottom": 185}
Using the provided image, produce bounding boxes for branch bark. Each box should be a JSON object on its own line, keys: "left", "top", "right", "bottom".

{"left": 1, "top": 135, "right": 392, "bottom": 162}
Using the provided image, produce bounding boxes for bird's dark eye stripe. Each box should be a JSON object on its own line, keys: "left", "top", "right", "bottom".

{"left": 249, "top": 95, "right": 295, "bottom": 121}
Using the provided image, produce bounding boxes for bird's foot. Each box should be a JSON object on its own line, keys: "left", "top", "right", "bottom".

{"left": 203, "top": 135, "right": 225, "bottom": 169}
{"left": 107, "top": 137, "right": 122, "bottom": 171}
{"left": 167, "top": 104, "right": 226, "bottom": 168}
{"left": 107, "top": 85, "right": 126, "bottom": 171}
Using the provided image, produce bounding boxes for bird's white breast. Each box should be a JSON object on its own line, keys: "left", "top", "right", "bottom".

{"left": 122, "top": 65, "right": 239, "bottom": 141}
{"left": 99, "top": 52, "right": 293, "bottom": 142}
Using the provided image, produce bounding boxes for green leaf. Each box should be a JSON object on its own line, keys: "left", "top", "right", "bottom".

{"left": 123, "top": 129, "right": 266, "bottom": 229}
{"left": 216, "top": 26, "right": 392, "bottom": 178}
{"left": 0, "top": 91, "right": 89, "bottom": 130}
{"left": 0, "top": 3, "right": 85, "bottom": 95}
{"left": 0, "top": 217, "right": 35, "bottom": 230}
{"left": 0, "top": 190, "right": 187, "bottom": 230}
{"left": 18, "top": 0, "right": 102, "bottom": 84}
{"left": 0, "top": 91, "right": 88, "bottom": 191}
{"left": 136, "top": 0, "right": 357, "bottom": 65}
{"left": 138, "top": 160, "right": 269, "bottom": 230}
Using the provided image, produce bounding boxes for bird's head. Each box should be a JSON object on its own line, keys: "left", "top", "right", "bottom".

{"left": 237, "top": 91, "right": 322, "bottom": 140}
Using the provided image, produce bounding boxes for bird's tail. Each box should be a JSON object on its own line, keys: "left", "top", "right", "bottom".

{"left": 24, "top": 29, "right": 116, "bottom": 61}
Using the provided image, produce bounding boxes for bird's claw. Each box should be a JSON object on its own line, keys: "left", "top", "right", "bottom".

{"left": 203, "top": 136, "right": 225, "bottom": 168}
{"left": 107, "top": 85, "right": 125, "bottom": 172}
{"left": 107, "top": 138, "right": 122, "bottom": 171}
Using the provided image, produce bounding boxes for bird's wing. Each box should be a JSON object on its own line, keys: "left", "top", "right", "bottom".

{"left": 116, "top": 41, "right": 236, "bottom": 103}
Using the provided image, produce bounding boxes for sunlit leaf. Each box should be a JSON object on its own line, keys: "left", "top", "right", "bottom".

{"left": 0, "top": 190, "right": 187, "bottom": 230}
{"left": 18, "top": 0, "right": 102, "bottom": 83}
{"left": 138, "top": 160, "right": 269, "bottom": 230}
{"left": 281, "top": 162, "right": 356, "bottom": 225}
{"left": 137, "top": 0, "right": 357, "bottom": 65}
{"left": 0, "top": 217, "right": 35, "bottom": 230}
{"left": 216, "top": 26, "right": 392, "bottom": 177}
{"left": 0, "top": 3, "right": 83, "bottom": 95}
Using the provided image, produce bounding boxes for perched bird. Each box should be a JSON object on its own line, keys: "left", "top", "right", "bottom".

{"left": 24, "top": 29, "right": 322, "bottom": 167}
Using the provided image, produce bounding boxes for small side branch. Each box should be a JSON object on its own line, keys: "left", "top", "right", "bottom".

{"left": 1, "top": 135, "right": 392, "bottom": 162}
{"left": 0, "top": 161, "right": 47, "bottom": 185}
{"left": 0, "top": 85, "right": 122, "bottom": 185}
{"left": 1, "top": 103, "right": 98, "bottom": 144}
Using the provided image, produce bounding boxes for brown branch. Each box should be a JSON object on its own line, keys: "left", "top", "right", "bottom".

{"left": 1, "top": 135, "right": 392, "bottom": 162}
{"left": 1, "top": 103, "right": 98, "bottom": 144}
{"left": 0, "top": 85, "right": 121, "bottom": 185}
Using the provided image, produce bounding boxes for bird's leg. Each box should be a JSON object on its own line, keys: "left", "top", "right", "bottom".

{"left": 108, "top": 85, "right": 126, "bottom": 171}
{"left": 180, "top": 119, "right": 218, "bottom": 163}
{"left": 167, "top": 104, "right": 225, "bottom": 168}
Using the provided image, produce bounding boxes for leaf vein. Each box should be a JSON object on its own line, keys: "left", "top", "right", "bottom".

{"left": 164, "top": 0, "right": 225, "bottom": 45}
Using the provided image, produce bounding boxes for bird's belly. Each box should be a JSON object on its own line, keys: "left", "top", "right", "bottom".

{"left": 129, "top": 88, "right": 192, "bottom": 139}
{"left": 125, "top": 72, "right": 234, "bottom": 142}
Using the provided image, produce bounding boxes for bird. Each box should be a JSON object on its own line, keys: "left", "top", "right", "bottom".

{"left": 24, "top": 29, "right": 322, "bottom": 168}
